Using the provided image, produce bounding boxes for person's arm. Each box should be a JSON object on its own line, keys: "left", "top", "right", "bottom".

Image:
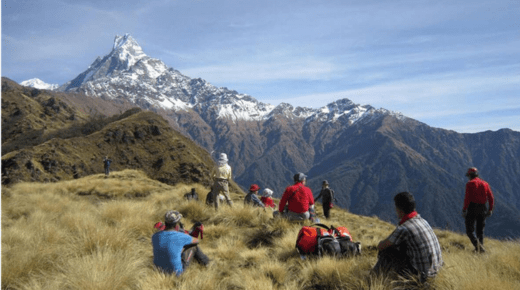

{"left": 462, "top": 182, "right": 472, "bottom": 212}
{"left": 486, "top": 182, "right": 495, "bottom": 213}
{"left": 377, "top": 227, "right": 405, "bottom": 251}
{"left": 308, "top": 188, "right": 315, "bottom": 206}
{"left": 253, "top": 195, "right": 265, "bottom": 207}
{"left": 377, "top": 238, "right": 394, "bottom": 251}
{"left": 315, "top": 190, "right": 323, "bottom": 201}
{"left": 279, "top": 189, "right": 289, "bottom": 212}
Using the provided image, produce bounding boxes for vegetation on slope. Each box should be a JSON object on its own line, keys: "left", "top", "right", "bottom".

{"left": 2, "top": 170, "right": 519, "bottom": 290}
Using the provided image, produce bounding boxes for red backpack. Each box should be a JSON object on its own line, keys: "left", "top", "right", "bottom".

{"left": 295, "top": 226, "right": 332, "bottom": 254}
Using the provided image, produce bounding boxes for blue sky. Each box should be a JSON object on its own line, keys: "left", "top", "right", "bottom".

{"left": 2, "top": 0, "right": 519, "bottom": 133}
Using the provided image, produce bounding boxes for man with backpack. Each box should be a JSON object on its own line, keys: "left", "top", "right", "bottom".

{"left": 278, "top": 173, "right": 315, "bottom": 221}
{"left": 152, "top": 210, "right": 210, "bottom": 276}
{"left": 103, "top": 156, "right": 112, "bottom": 176}
{"left": 462, "top": 167, "right": 494, "bottom": 253}
{"left": 372, "top": 192, "right": 443, "bottom": 284}
{"left": 315, "top": 180, "right": 336, "bottom": 219}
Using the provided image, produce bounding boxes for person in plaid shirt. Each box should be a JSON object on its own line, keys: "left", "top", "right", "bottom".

{"left": 373, "top": 192, "right": 443, "bottom": 283}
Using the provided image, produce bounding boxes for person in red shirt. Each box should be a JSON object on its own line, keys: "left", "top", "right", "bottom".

{"left": 278, "top": 173, "right": 315, "bottom": 221}
{"left": 462, "top": 167, "right": 495, "bottom": 253}
{"left": 261, "top": 188, "right": 277, "bottom": 209}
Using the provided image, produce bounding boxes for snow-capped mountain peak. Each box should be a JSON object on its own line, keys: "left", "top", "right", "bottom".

{"left": 60, "top": 34, "right": 402, "bottom": 125}
{"left": 20, "top": 78, "right": 58, "bottom": 90}
{"left": 112, "top": 34, "right": 147, "bottom": 68}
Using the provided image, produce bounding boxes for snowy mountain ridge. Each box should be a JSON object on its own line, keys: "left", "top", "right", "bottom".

{"left": 59, "top": 34, "right": 403, "bottom": 124}
{"left": 19, "top": 78, "right": 59, "bottom": 90}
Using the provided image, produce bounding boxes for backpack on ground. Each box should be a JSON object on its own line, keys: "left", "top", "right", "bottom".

{"left": 295, "top": 224, "right": 361, "bottom": 258}
{"left": 295, "top": 224, "right": 341, "bottom": 258}
{"left": 329, "top": 225, "right": 361, "bottom": 257}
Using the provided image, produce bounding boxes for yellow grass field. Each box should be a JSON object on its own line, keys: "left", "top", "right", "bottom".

{"left": 2, "top": 170, "right": 519, "bottom": 289}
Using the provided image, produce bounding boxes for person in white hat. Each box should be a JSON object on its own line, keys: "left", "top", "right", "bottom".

{"left": 261, "top": 188, "right": 277, "bottom": 209}
{"left": 210, "top": 153, "right": 234, "bottom": 209}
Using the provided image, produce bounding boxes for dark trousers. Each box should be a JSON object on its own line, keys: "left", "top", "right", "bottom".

{"left": 465, "top": 203, "right": 487, "bottom": 250}
{"left": 182, "top": 246, "right": 210, "bottom": 269}
{"left": 104, "top": 167, "right": 110, "bottom": 176}
{"left": 373, "top": 244, "right": 424, "bottom": 282}
{"left": 322, "top": 204, "right": 331, "bottom": 219}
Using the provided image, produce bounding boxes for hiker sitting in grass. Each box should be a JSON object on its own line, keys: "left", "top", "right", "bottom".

{"left": 277, "top": 173, "right": 315, "bottom": 221}
{"left": 184, "top": 188, "right": 199, "bottom": 201}
{"left": 152, "top": 210, "right": 210, "bottom": 276}
{"left": 261, "top": 188, "right": 277, "bottom": 209}
{"left": 244, "top": 184, "right": 265, "bottom": 207}
{"left": 372, "top": 192, "right": 443, "bottom": 284}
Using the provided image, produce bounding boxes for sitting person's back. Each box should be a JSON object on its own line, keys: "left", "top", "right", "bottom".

{"left": 244, "top": 184, "right": 265, "bottom": 207}
{"left": 152, "top": 229, "right": 194, "bottom": 275}
{"left": 152, "top": 210, "right": 209, "bottom": 276}
{"left": 261, "top": 188, "right": 276, "bottom": 209}
{"left": 278, "top": 173, "right": 315, "bottom": 221}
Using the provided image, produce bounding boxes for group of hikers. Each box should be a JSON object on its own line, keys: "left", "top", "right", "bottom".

{"left": 150, "top": 152, "right": 495, "bottom": 285}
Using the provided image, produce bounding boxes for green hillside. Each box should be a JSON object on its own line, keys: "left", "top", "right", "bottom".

{"left": 2, "top": 170, "right": 519, "bottom": 290}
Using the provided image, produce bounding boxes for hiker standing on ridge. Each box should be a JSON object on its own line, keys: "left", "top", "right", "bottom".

{"left": 373, "top": 192, "right": 443, "bottom": 284}
{"left": 103, "top": 156, "right": 112, "bottom": 177}
{"left": 244, "top": 184, "right": 265, "bottom": 207}
{"left": 462, "top": 167, "right": 494, "bottom": 253}
{"left": 211, "top": 153, "right": 233, "bottom": 209}
{"left": 315, "top": 180, "right": 337, "bottom": 219}
{"left": 278, "top": 173, "right": 315, "bottom": 221}
{"left": 152, "top": 210, "right": 210, "bottom": 276}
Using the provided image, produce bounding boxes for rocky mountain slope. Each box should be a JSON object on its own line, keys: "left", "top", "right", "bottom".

{"left": 10, "top": 34, "right": 520, "bottom": 238}
{"left": 1, "top": 81, "right": 247, "bottom": 192}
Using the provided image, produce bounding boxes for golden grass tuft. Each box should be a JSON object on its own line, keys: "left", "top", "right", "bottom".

{"left": 2, "top": 170, "right": 520, "bottom": 290}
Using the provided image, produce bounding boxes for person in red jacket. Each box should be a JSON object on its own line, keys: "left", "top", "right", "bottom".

{"left": 261, "top": 188, "right": 277, "bottom": 209}
{"left": 462, "top": 167, "right": 494, "bottom": 253}
{"left": 278, "top": 173, "right": 315, "bottom": 221}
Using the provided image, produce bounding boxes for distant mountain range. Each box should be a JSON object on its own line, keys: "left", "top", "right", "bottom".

{"left": 15, "top": 34, "right": 520, "bottom": 238}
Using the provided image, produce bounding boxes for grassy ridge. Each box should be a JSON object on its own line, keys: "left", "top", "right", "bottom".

{"left": 2, "top": 170, "right": 520, "bottom": 289}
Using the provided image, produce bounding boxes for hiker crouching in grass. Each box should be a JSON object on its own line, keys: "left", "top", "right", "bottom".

{"left": 261, "top": 188, "right": 277, "bottom": 210}
{"left": 372, "top": 192, "right": 443, "bottom": 284}
{"left": 277, "top": 173, "right": 315, "bottom": 221}
{"left": 462, "top": 167, "right": 494, "bottom": 253}
{"left": 244, "top": 184, "right": 265, "bottom": 207}
{"left": 211, "top": 153, "right": 233, "bottom": 210}
{"left": 184, "top": 188, "right": 199, "bottom": 201}
{"left": 152, "top": 210, "right": 210, "bottom": 276}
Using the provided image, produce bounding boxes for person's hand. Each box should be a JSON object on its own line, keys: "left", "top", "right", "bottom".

{"left": 487, "top": 210, "right": 493, "bottom": 217}
{"left": 461, "top": 210, "right": 467, "bottom": 218}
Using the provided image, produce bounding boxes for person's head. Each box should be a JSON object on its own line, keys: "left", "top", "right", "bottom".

{"left": 263, "top": 188, "right": 273, "bottom": 197}
{"left": 164, "top": 210, "right": 183, "bottom": 229}
{"left": 322, "top": 180, "right": 329, "bottom": 188}
{"left": 249, "top": 184, "right": 260, "bottom": 193}
{"left": 465, "top": 167, "right": 478, "bottom": 179}
{"left": 394, "top": 192, "right": 416, "bottom": 217}
{"left": 219, "top": 153, "right": 228, "bottom": 162}
{"left": 191, "top": 188, "right": 196, "bottom": 193}
{"left": 293, "top": 172, "right": 307, "bottom": 184}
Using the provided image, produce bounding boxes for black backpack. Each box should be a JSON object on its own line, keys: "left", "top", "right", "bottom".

{"left": 297, "top": 224, "right": 361, "bottom": 259}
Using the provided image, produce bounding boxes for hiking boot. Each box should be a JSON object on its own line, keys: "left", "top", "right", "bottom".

{"left": 473, "top": 244, "right": 486, "bottom": 253}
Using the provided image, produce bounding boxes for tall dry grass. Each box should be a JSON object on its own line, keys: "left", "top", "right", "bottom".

{"left": 2, "top": 169, "right": 520, "bottom": 290}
